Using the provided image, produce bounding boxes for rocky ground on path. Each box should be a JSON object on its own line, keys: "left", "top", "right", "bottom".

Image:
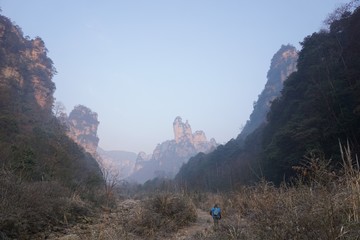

{"left": 165, "top": 208, "right": 214, "bottom": 240}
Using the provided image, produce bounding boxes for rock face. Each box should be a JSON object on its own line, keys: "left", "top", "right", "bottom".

{"left": 66, "top": 105, "right": 100, "bottom": 156}
{"left": 0, "top": 16, "right": 56, "bottom": 116}
{"left": 129, "top": 117, "right": 217, "bottom": 183}
{"left": 173, "top": 116, "right": 216, "bottom": 152}
{"left": 27, "top": 38, "right": 55, "bottom": 109}
{"left": 237, "top": 44, "right": 298, "bottom": 140}
{"left": 173, "top": 117, "right": 193, "bottom": 143}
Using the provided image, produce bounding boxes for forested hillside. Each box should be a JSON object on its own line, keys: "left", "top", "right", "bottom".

{"left": 261, "top": 5, "right": 360, "bottom": 183}
{"left": 0, "top": 14, "right": 103, "bottom": 239}
{"left": 176, "top": 4, "right": 360, "bottom": 190}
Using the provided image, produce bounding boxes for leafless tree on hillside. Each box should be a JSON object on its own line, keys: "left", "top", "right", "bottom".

{"left": 324, "top": 0, "right": 360, "bottom": 27}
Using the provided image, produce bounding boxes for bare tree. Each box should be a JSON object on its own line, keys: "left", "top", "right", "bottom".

{"left": 99, "top": 161, "right": 123, "bottom": 208}
{"left": 324, "top": 0, "right": 360, "bottom": 27}
{"left": 53, "top": 101, "right": 66, "bottom": 118}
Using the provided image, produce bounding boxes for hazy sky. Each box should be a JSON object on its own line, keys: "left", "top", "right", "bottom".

{"left": 1, "top": 1, "right": 349, "bottom": 153}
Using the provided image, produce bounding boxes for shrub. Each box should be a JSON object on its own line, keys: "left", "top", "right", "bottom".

{"left": 128, "top": 192, "right": 197, "bottom": 237}
{"left": 0, "top": 170, "right": 96, "bottom": 239}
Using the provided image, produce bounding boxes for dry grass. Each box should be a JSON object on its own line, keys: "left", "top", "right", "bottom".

{"left": 126, "top": 192, "right": 197, "bottom": 238}
{"left": 84, "top": 193, "right": 197, "bottom": 239}
{"left": 196, "top": 144, "right": 360, "bottom": 240}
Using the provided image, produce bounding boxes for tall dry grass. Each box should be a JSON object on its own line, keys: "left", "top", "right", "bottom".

{"left": 190, "top": 143, "right": 360, "bottom": 239}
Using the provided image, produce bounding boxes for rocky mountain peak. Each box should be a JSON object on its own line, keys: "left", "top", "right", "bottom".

{"left": 173, "top": 117, "right": 213, "bottom": 149}
{"left": 129, "top": 117, "right": 217, "bottom": 183}
{"left": 173, "top": 116, "right": 193, "bottom": 143}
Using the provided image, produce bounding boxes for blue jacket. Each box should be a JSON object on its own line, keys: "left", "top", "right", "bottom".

{"left": 210, "top": 207, "right": 221, "bottom": 219}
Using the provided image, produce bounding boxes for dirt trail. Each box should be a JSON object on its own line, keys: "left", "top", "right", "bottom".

{"left": 45, "top": 204, "right": 215, "bottom": 240}
{"left": 166, "top": 208, "right": 214, "bottom": 240}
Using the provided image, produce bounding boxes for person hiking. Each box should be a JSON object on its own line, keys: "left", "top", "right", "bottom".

{"left": 210, "top": 204, "right": 221, "bottom": 228}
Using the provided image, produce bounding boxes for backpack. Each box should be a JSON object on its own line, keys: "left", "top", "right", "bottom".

{"left": 213, "top": 208, "right": 220, "bottom": 219}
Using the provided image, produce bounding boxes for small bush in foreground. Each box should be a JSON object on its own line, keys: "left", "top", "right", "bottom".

{"left": 129, "top": 192, "right": 197, "bottom": 237}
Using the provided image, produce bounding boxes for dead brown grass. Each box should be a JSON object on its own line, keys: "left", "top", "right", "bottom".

{"left": 189, "top": 144, "right": 360, "bottom": 240}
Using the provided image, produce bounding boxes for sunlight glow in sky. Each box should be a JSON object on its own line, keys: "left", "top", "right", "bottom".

{"left": 1, "top": 0, "right": 349, "bottom": 153}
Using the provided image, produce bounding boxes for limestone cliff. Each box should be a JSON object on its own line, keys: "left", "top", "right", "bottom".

{"left": 0, "top": 15, "right": 56, "bottom": 116}
{"left": 63, "top": 105, "right": 138, "bottom": 179}
{"left": 173, "top": 116, "right": 193, "bottom": 143}
{"left": 129, "top": 117, "right": 217, "bottom": 183}
{"left": 66, "top": 105, "right": 100, "bottom": 156}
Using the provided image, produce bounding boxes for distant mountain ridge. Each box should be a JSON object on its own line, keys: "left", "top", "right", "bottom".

{"left": 129, "top": 116, "right": 217, "bottom": 183}
{"left": 62, "top": 112, "right": 217, "bottom": 183}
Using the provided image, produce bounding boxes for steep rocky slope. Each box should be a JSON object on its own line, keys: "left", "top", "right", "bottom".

{"left": 237, "top": 44, "right": 298, "bottom": 141}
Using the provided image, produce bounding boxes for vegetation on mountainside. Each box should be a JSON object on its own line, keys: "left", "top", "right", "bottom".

{"left": 176, "top": 2, "right": 360, "bottom": 190}
{"left": 0, "top": 14, "right": 103, "bottom": 239}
